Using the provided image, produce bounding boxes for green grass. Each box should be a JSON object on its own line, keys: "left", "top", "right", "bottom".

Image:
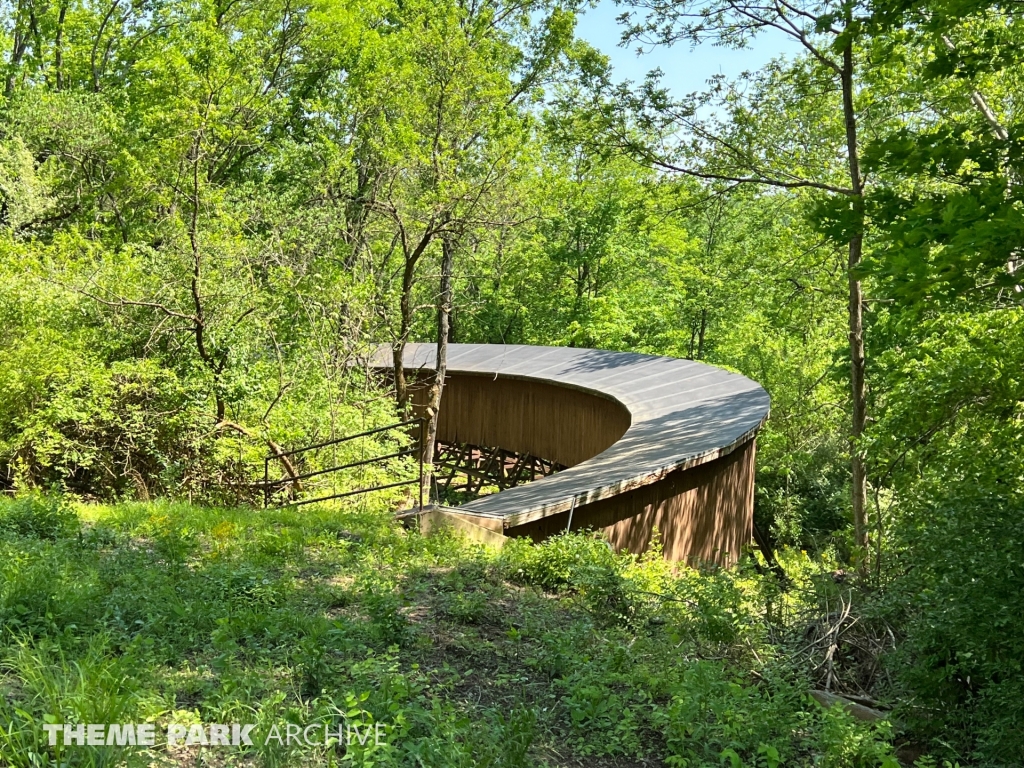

{"left": 0, "top": 495, "right": 900, "bottom": 767}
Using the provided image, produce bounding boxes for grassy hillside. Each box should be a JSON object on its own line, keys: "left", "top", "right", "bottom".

{"left": 0, "top": 495, "right": 899, "bottom": 767}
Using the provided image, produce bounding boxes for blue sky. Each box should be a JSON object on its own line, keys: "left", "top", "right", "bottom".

{"left": 573, "top": 1, "right": 802, "bottom": 97}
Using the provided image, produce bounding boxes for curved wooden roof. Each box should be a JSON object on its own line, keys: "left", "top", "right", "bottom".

{"left": 378, "top": 344, "right": 770, "bottom": 528}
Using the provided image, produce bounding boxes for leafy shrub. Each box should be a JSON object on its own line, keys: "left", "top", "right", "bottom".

{"left": 886, "top": 471, "right": 1024, "bottom": 765}
{"left": 872, "top": 312, "right": 1024, "bottom": 765}
{"left": 501, "top": 531, "right": 643, "bottom": 626}
{"left": 436, "top": 590, "right": 489, "bottom": 624}
{"left": 755, "top": 438, "right": 851, "bottom": 555}
{"left": 363, "top": 588, "right": 411, "bottom": 647}
{"left": 653, "top": 662, "right": 899, "bottom": 768}
{"left": 0, "top": 494, "right": 78, "bottom": 539}
{"left": 501, "top": 530, "right": 611, "bottom": 589}
{"left": 139, "top": 512, "right": 199, "bottom": 565}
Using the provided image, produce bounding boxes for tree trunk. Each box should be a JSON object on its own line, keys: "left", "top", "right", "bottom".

{"left": 697, "top": 307, "right": 708, "bottom": 360}
{"left": 392, "top": 228, "right": 436, "bottom": 414}
{"left": 54, "top": 2, "right": 67, "bottom": 90}
{"left": 392, "top": 341, "right": 409, "bottom": 415}
{"left": 574, "top": 261, "right": 589, "bottom": 312}
{"left": 422, "top": 235, "right": 455, "bottom": 503}
{"left": 344, "top": 160, "right": 373, "bottom": 269}
{"left": 186, "top": 131, "right": 228, "bottom": 423}
{"left": 841, "top": 42, "right": 869, "bottom": 556}
{"left": 393, "top": 253, "right": 417, "bottom": 413}
{"left": 5, "top": 0, "right": 27, "bottom": 98}
{"left": 848, "top": 238, "right": 867, "bottom": 553}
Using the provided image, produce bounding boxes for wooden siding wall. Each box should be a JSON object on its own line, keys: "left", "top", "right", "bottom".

{"left": 507, "top": 439, "right": 756, "bottom": 567}
{"left": 413, "top": 373, "right": 631, "bottom": 468}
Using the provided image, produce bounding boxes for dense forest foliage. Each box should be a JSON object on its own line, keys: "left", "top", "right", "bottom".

{"left": 0, "top": 0, "right": 1022, "bottom": 764}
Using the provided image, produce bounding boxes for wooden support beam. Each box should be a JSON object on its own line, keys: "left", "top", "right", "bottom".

{"left": 432, "top": 439, "right": 566, "bottom": 502}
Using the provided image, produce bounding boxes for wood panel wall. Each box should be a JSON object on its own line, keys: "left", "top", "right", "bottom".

{"left": 413, "top": 373, "right": 631, "bottom": 468}
{"left": 506, "top": 439, "right": 756, "bottom": 567}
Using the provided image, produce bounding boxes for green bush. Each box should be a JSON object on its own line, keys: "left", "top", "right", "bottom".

{"left": 0, "top": 494, "right": 79, "bottom": 539}
{"left": 363, "top": 588, "right": 412, "bottom": 647}
{"left": 755, "top": 439, "right": 851, "bottom": 555}
{"left": 886, "top": 474, "right": 1024, "bottom": 765}
{"left": 871, "top": 312, "right": 1024, "bottom": 766}
{"left": 500, "top": 531, "right": 639, "bottom": 625}
{"left": 501, "top": 529, "right": 619, "bottom": 591}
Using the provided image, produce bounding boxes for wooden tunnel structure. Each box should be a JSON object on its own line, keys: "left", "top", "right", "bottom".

{"left": 373, "top": 344, "right": 770, "bottom": 566}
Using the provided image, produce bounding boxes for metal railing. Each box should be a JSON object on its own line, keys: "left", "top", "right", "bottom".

{"left": 263, "top": 417, "right": 425, "bottom": 509}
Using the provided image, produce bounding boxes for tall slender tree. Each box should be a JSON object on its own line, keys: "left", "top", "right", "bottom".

{"left": 610, "top": 0, "right": 876, "bottom": 556}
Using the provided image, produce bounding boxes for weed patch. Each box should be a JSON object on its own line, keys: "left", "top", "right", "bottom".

{"left": 0, "top": 499, "right": 899, "bottom": 766}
